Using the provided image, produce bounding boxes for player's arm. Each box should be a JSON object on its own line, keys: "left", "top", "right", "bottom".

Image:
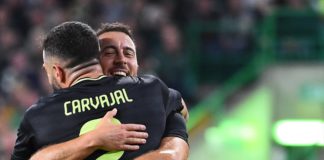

{"left": 135, "top": 112, "right": 189, "bottom": 160}
{"left": 30, "top": 109, "right": 148, "bottom": 160}
{"left": 30, "top": 131, "right": 99, "bottom": 160}
{"left": 180, "top": 98, "right": 189, "bottom": 121}
{"left": 134, "top": 137, "right": 188, "bottom": 160}
{"left": 166, "top": 88, "right": 189, "bottom": 121}
{"left": 154, "top": 77, "right": 188, "bottom": 121}
{"left": 11, "top": 114, "right": 36, "bottom": 160}
{"left": 135, "top": 88, "right": 189, "bottom": 160}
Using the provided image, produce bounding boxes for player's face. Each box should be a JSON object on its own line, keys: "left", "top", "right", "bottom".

{"left": 43, "top": 64, "right": 61, "bottom": 91}
{"left": 42, "top": 53, "right": 62, "bottom": 91}
{"left": 98, "top": 31, "right": 138, "bottom": 76}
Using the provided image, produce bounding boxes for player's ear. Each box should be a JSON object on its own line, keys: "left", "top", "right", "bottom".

{"left": 52, "top": 64, "right": 66, "bottom": 84}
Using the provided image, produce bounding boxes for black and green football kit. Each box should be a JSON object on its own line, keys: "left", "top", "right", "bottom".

{"left": 11, "top": 75, "right": 188, "bottom": 160}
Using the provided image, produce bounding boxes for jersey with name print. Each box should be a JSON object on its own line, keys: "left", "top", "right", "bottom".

{"left": 11, "top": 75, "right": 187, "bottom": 160}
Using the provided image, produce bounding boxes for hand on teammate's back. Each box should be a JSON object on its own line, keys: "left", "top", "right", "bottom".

{"left": 91, "top": 109, "right": 149, "bottom": 151}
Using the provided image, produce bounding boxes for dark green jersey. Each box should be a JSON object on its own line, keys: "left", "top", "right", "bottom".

{"left": 12, "top": 75, "right": 187, "bottom": 160}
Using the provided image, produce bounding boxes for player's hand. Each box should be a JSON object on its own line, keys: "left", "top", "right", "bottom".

{"left": 90, "top": 108, "right": 148, "bottom": 151}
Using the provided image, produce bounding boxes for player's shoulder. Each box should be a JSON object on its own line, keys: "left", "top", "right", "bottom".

{"left": 138, "top": 74, "right": 165, "bottom": 85}
{"left": 20, "top": 103, "right": 41, "bottom": 126}
{"left": 23, "top": 93, "right": 57, "bottom": 117}
{"left": 168, "top": 88, "right": 181, "bottom": 95}
{"left": 115, "top": 74, "right": 161, "bottom": 85}
{"left": 139, "top": 74, "right": 170, "bottom": 95}
{"left": 23, "top": 97, "right": 45, "bottom": 116}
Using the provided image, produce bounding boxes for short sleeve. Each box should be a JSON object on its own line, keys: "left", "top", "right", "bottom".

{"left": 165, "top": 88, "right": 183, "bottom": 116}
{"left": 147, "top": 75, "right": 182, "bottom": 113}
{"left": 11, "top": 115, "right": 36, "bottom": 160}
{"left": 163, "top": 111, "right": 188, "bottom": 143}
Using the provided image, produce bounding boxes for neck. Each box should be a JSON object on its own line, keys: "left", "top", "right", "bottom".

{"left": 67, "top": 59, "right": 104, "bottom": 87}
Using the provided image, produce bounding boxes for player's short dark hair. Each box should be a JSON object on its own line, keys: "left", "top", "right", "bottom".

{"left": 96, "top": 22, "right": 134, "bottom": 41}
{"left": 43, "top": 21, "right": 99, "bottom": 68}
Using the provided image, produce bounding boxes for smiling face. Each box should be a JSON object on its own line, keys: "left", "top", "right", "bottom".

{"left": 98, "top": 31, "right": 138, "bottom": 76}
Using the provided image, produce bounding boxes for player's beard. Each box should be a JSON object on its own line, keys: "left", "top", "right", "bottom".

{"left": 50, "top": 75, "right": 61, "bottom": 91}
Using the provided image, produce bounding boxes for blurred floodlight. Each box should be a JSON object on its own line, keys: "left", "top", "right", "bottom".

{"left": 273, "top": 120, "right": 324, "bottom": 146}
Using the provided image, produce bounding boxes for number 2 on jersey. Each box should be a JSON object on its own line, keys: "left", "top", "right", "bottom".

{"left": 79, "top": 118, "right": 124, "bottom": 160}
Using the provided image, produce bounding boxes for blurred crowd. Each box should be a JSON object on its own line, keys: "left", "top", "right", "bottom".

{"left": 0, "top": 0, "right": 320, "bottom": 159}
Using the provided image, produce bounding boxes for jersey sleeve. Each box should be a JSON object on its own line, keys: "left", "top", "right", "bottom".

{"left": 165, "top": 88, "right": 183, "bottom": 115}
{"left": 163, "top": 111, "right": 188, "bottom": 143}
{"left": 11, "top": 115, "right": 36, "bottom": 160}
{"left": 145, "top": 75, "right": 183, "bottom": 114}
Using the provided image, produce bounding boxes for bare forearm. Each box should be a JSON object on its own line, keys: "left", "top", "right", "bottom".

{"left": 30, "top": 133, "right": 96, "bottom": 160}
{"left": 134, "top": 150, "right": 176, "bottom": 160}
{"left": 30, "top": 109, "right": 147, "bottom": 160}
{"left": 134, "top": 137, "right": 189, "bottom": 160}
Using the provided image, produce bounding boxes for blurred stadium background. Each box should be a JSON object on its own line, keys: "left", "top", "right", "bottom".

{"left": 0, "top": 0, "right": 323, "bottom": 159}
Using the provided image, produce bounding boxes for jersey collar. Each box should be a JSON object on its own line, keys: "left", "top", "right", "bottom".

{"left": 71, "top": 75, "right": 107, "bottom": 86}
